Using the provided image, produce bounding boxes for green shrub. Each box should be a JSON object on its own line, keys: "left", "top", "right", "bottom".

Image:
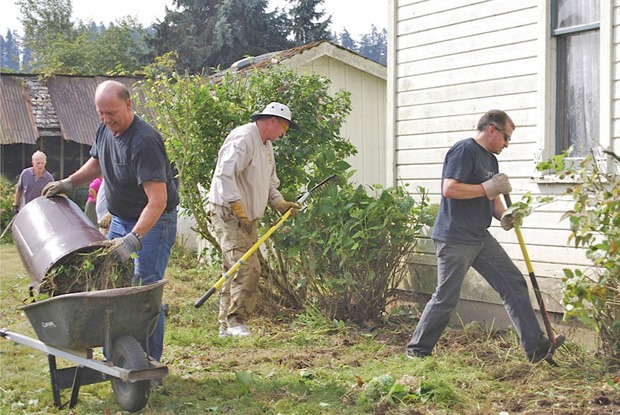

{"left": 537, "top": 149, "right": 620, "bottom": 370}
{"left": 263, "top": 182, "right": 436, "bottom": 324}
{"left": 0, "top": 175, "right": 15, "bottom": 242}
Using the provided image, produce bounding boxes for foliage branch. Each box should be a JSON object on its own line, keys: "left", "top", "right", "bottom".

{"left": 534, "top": 149, "right": 620, "bottom": 370}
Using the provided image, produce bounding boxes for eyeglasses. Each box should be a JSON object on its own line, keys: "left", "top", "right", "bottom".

{"left": 277, "top": 118, "right": 289, "bottom": 133}
{"left": 491, "top": 123, "right": 511, "bottom": 142}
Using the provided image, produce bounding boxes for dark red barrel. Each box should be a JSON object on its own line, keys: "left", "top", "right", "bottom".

{"left": 12, "top": 196, "right": 108, "bottom": 286}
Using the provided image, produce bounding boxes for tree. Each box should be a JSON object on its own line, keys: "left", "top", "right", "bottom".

{"left": 357, "top": 25, "right": 387, "bottom": 65}
{"left": 336, "top": 28, "right": 356, "bottom": 52}
{"left": 150, "top": 0, "right": 292, "bottom": 73}
{"left": 16, "top": 0, "right": 151, "bottom": 74}
{"left": 288, "top": 0, "right": 332, "bottom": 45}
{"left": 0, "top": 30, "right": 21, "bottom": 72}
{"left": 16, "top": 0, "right": 74, "bottom": 71}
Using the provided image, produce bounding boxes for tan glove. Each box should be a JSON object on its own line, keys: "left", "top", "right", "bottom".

{"left": 99, "top": 212, "right": 112, "bottom": 228}
{"left": 500, "top": 211, "right": 516, "bottom": 231}
{"left": 481, "top": 173, "right": 512, "bottom": 200}
{"left": 274, "top": 200, "right": 301, "bottom": 218}
{"left": 230, "top": 201, "right": 252, "bottom": 234}
{"left": 42, "top": 178, "right": 74, "bottom": 197}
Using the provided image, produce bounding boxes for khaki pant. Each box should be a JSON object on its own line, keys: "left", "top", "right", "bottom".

{"left": 209, "top": 203, "right": 261, "bottom": 330}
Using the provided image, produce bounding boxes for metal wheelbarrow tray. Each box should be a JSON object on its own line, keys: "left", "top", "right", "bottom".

{"left": 1, "top": 279, "right": 168, "bottom": 413}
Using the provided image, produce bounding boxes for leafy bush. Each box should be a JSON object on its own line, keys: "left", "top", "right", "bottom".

{"left": 0, "top": 175, "right": 15, "bottom": 242}
{"left": 137, "top": 53, "right": 356, "bottom": 255}
{"left": 263, "top": 182, "right": 436, "bottom": 324}
{"left": 537, "top": 149, "right": 620, "bottom": 370}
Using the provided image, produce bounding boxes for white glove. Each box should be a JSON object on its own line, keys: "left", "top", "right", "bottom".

{"left": 110, "top": 232, "right": 142, "bottom": 262}
{"left": 482, "top": 173, "right": 512, "bottom": 200}
{"left": 500, "top": 211, "right": 516, "bottom": 231}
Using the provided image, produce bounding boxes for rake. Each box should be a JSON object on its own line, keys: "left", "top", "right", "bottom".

{"left": 194, "top": 174, "right": 339, "bottom": 308}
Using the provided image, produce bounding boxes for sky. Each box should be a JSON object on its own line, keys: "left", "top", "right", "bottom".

{"left": 0, "top": 0, "right": 387, "bottom": 40}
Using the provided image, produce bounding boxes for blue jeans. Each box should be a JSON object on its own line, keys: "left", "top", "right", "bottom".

{"left": 407, "top": 235, "right": 545, "bottom": 356}
{"left": 108, "top": 210, "right": 177, "bottom": 361}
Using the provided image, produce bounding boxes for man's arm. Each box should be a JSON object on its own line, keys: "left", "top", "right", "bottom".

{"left": 68, "top": 157, "right": 102, "bottom": 187}
{"left": 132, "top": 181, "right": 167, "bottom": 237}
{"left": 442, "top": 178, "right": 487, "bottom": 199}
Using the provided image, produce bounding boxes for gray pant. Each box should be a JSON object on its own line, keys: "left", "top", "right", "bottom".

{"left": 407, "top": 235, "right": 544, "bottom": 356}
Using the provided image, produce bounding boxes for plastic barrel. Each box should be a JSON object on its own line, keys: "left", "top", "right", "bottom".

{"left": 12, "top": 195, "right": 108, "bottom": 286}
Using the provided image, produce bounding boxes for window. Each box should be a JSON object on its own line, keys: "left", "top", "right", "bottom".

{"left": 552, "top": 0, "right": 600, "bottom": 157}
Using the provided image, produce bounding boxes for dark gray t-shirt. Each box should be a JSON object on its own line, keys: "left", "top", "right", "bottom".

{"left": 90, "top": 115, "right": 179, "bottom": 220}
{"left": 431, "top": 138, "right": 498, "bottom": 244}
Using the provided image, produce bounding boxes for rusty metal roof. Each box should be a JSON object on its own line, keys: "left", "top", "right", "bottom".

{"left": 1, "top": 74, "right": 150, "bottom": 146}
{"left": 0, "top": 75, "right": 38, "bottom": 144}
{"left": 47, "top": 75, "right": 99, "bottom": 145}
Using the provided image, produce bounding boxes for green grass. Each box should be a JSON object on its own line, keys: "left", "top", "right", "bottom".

{"left": 1, "top": 243, "right": 619, "bottom": 414}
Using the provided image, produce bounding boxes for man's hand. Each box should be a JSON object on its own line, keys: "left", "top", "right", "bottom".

{"left": 13, "top": 205, "right": 19, "bottom": 215}
{"left": 500, "top": 211, "right": 516, "bottom": 231}
{"left": 274, "top": 200, "right": 301, "bottom": 217}
{"left": 42, "top": 178, "right": 74, "bottom": 198}
{"left": 110, "top": 232, "right": 142, "bottom": 262}
{"left": 230, "top": 201, "right": 252, "bottom": 234}
{"left": 482, "top": 173, "right": 512, "bottom": 200}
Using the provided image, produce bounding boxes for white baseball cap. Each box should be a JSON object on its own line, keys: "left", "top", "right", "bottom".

{"left": 250, "top": 102, "right": 299, "bottom": 130}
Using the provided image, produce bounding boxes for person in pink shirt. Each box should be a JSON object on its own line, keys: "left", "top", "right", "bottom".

{"left": 84, "top": 176, "right": 102, "bottom": 226}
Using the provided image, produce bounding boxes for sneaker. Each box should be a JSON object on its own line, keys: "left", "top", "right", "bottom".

{"left": 405, "top": 349, "right": 430, "bottom": 359}
{"left": 528, "top": 338, "right": 551, "bottom": 363}
{"left": 218, "top": 328, "right": 230, "bottom": 338}
{"left": 227, "top": 325, "right": 251, "bottom": 338}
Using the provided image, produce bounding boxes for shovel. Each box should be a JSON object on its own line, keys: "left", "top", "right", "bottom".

{"left": 504, "top": 194, "right": 565, "bottom": 365}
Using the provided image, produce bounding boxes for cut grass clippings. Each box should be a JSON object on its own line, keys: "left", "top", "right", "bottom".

{"left": 0, "top": 243, "right": 619, "bottom": 415}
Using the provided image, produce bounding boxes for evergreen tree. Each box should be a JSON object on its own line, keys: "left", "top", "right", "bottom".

{"left": 288, "top": 0, "right": 332, "bottom": 45}
{"left": 357, "top": 25, "right": 387, "bottom": 65}
{"left": 1, "top": 30, "right": 21, "bottom": 72}
{"left": 337, "top": 28, "right": 356, "bottom": 51}
{"left": 150, "top": 0, "right": 292, "bottom": 73}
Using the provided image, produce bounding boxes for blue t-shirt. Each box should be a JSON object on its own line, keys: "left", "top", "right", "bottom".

{"left": 431, "top": 138, "right": 498, "bottom": 244}
{"left": 90, "top": 115, "right": 179, "bottom": 220}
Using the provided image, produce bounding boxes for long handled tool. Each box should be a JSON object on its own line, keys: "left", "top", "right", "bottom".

{"left": 504, "top": 194, "right": 565, "bottom": 365}
{"left": 0, "top": 217, "right": 15, "bottom": 240}
{"left": 194, "top": 174, "right": 338, "bottom": 308}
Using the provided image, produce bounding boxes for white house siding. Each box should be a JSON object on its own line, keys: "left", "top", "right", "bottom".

{"left": 283, "top": 46, "right": 388, "bottom": 187}
{"left": 389, "top": 0, "right": 619, "bottom": 327}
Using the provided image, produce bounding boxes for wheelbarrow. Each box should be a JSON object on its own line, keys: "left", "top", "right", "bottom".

{"left": 1, "top": 280, "right": 168, "bottom": 413}
{"left": 3, "top": 196, "right": 168, "bottom": 412}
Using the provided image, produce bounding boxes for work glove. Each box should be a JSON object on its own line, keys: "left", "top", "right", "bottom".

{"left": 99, "top": 212, "right": 112, "bottom": 228}
{"left": 230, "top": 201, "right": 253, "bottom": 234}
{"left": 13, "top": 205, "right": 19, "bottom": 215}
{"left": 500, "top": 211, "right": 516, "bottom": 231}
{"left": 110, "top": 232, "right": 142, "bottom": 263}
{"left": 274, "top": 200, "right": 301, "bottom": 218}
{"left": 481, "top": 173, "right": 512, "bottom": 200}
{"left": 42, "top": 178, "right": 74, "bottom": 198}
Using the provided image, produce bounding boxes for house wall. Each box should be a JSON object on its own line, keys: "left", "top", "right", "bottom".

{"left": 286, "top": 55, "right": 388, "bottom": 187}
{"left": 389, "top": 0, "right": 619, "bottom": 327}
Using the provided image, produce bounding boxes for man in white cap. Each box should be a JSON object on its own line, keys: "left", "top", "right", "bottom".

{"left": 208, "top": 102, "right": 300, "bottom": 338}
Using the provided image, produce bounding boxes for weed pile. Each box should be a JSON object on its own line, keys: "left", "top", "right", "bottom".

{"left": 36, "top": 246, "right": 133, "bottom": 298}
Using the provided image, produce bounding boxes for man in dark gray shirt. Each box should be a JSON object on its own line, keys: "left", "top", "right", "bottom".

{"left": 406, "top": 109, "right": 551, "bottom": 363}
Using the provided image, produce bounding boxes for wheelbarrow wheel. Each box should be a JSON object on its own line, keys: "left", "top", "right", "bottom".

{"left": 111, "top": 335, "right": 150, "bottom": 413}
